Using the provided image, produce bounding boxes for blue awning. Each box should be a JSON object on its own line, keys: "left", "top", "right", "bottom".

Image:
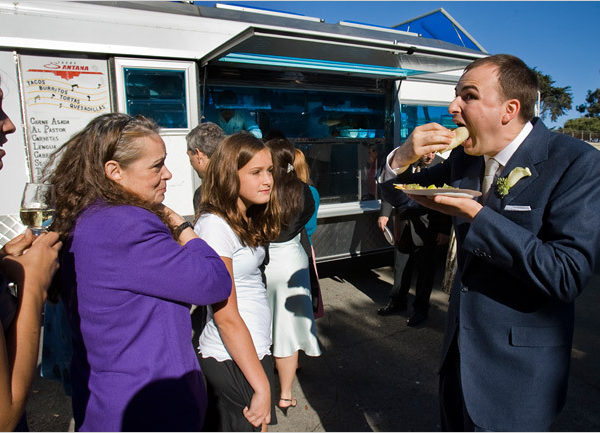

{"left": 393, "top": 8, "right": 487, "bottom": 53}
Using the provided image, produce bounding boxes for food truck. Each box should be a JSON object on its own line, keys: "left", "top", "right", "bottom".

{"left": 0, "top": 1, "right": 487, "bottom": 260}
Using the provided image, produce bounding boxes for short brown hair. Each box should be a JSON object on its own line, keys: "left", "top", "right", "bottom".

{"left": 465, "top": 54, "right": 538, "bottom": 121}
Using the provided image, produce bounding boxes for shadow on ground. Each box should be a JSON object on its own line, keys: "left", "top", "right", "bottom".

{"left": 274, "top": 256, "right": 600, "bottom": 432}
{"left": 290, "top": 253, "right": 447, "bottom": 432}
{"left": 28, "top": 257, "right": 600, "bottom": 432}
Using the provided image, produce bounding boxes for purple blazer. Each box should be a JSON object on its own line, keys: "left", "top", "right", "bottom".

{"left": 60, "top": 203, "right": 231, "bottom": 431}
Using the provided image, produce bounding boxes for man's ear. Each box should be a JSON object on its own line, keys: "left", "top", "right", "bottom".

{"left": 104, "top": 160, "right": 123, "bottom": 182}
{"left": 198, "top": 150, "right": 209, "bottom": 164}
{"left": 502, "top": 99, "right": 521, "bottom": 124}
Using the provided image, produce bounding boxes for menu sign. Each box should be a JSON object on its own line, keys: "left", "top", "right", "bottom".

{"left": 20, "top": 55, "right": 110, "bottom": 181}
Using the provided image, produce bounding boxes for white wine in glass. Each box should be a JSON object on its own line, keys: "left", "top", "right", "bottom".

{"left": 20, "top": 183, "right": 56, "bottom": 235}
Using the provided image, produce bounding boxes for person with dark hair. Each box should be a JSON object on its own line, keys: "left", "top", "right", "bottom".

{"left": 263, "top": 138, "right": 321, "bottom": 415}
{"left": 47, "top": 112, "right": 232, "bottom": 431}
{"left": 381, "top": 54, "right": 600, "bottom": 431}
{"left": 186, "top": 122, "right": 226, "bottom": 214}
{"left": 0, "top": 81, "right": 62, "bottom": 431}
{"left": 194, "top": 132, "right": 280, "bottom": 432}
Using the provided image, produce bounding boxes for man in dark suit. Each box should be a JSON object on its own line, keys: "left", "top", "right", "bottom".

{"left": 381, "top": 54, "right": 600, "bottom": 431}
{"left": 377, "top": 153, "right": 451, "bottom": 327}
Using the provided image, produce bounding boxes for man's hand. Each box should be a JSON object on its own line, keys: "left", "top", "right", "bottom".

{"left": 391, "top": 123, "right": 454, "bottom": 171}
{"left": 406, "top": 194, "right": 483, "bottom": 221}
{"left": 377, "top": 216, "right": 389, "bottom": 232}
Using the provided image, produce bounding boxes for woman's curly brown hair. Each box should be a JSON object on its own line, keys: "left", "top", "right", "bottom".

{"left": 198, "top": 132, "right": 281, "bottom": 248}
{"left": 45, "top": 113, "right": 174, "bottom": 239}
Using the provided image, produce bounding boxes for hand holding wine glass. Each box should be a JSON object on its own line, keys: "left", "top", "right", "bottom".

{"left": 20, "top": 183, "right": 56, "bottom": 236}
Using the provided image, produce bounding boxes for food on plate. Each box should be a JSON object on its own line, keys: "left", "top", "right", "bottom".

{"left": 445, "top": 126, "right": 469, "bottom": 151}
{"left": 394, "top": 183, "right": 455, "bottom": 190}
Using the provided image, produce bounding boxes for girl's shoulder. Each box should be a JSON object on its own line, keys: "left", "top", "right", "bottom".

{"left": 196, "top": 212, "right": 229, "bottom": 231}
{"left": 196, "top": 212, "right": 239, "bottom": 242}
{"left": 195, "top": 212, "right": 243, "bottom": 258}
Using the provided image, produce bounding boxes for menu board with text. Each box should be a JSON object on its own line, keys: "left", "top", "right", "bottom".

{"left": 20, "top": 55, "right": 111, "bottom": 181}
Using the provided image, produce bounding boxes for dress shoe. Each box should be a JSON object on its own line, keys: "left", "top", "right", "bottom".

{"left": 406, "top": 311, "right": 428, "bottom": 327}
{"left": 377, "top": 300, "right": 407, "bottom": 316}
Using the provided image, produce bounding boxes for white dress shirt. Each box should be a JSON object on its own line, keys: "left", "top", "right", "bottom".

{"left": 485, "top": 121, "right": 533, "bottom": 177}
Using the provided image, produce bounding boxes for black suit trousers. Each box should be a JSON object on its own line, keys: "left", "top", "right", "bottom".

{"left": 389, "top": 243, "right": 436, "bottom": 313}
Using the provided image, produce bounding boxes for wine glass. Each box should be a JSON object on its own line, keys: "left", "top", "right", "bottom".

{"left": 19, "top": 183, "right": 56, "bottom": 235}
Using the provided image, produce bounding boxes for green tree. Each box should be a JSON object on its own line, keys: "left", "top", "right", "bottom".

{"left": 576, "top": 88, "right": 600, "bottom": 118}
{"left": 534, "top": 69, "right": 573, "bottom": 122}
{"left": 563, "top": 116, "right": 600, "bottom": 132}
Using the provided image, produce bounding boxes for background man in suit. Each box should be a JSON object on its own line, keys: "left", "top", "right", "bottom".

{"left": 381, "top": 54, "right": 600, "bottom": 431}
{"left": 377, "top": 153, "right": 451, "bottom": 327}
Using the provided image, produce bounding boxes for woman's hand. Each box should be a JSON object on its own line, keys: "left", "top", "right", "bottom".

{"left": 162, "top": 205, "right": 186, "bottom": 227}
{"left": 0, "top": 229, "right": 35, "bottom": 259}
{"left": 162, "top": 205, "right": 197, "bottom": 245}
{"left": 1, "top": 231, "right": 62, "bottom": 301}
{"left": 243, "top": 387, "right": 271, "bottom": 427}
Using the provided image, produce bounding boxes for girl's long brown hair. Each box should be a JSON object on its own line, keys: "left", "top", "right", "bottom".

{"left": 198, "top": 132, "right": 281, "bottom": 248}
{"left": 264, "top": 138, "right": 305, "bottom": 227}
{"left": 46, "top": 113, "right": 174, "bottom": 239}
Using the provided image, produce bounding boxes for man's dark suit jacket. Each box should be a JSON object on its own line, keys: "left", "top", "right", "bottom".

{"left": 382, "top": 118, "right": 600, "bottom": 431}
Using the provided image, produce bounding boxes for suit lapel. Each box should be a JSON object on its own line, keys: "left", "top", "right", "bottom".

{"left": 497, "top": 119, "right": 549, "bottom": 206}
{"left": 460, "top": 119, "right": 549, "bottom": 273}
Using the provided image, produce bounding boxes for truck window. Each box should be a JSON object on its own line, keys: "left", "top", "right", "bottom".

{"left": 400, "top": 104, "right": 455, "bottom": 141}
{"left": 124, "top": 68, "right": 187, "bottom": 129}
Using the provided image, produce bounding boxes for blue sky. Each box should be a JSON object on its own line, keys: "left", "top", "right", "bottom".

{"left": 197, "top": 1, "right": 599, "bottom": 128}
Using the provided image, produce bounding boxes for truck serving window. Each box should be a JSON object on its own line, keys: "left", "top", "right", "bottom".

{"left": 124, "top": 68, "right": 188, "bottom": 129}
{"left": 400, "top": 104, "right": 455, "bottom": 141}
{"left": 203, "top": 85, "right": 386, "bottom": 204}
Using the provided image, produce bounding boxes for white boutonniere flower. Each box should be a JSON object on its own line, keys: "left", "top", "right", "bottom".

{"left": 496, "top": 167, "right": 532, "bottom": 198}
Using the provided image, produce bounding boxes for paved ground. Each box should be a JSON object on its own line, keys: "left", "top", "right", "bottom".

{"left": 27, "top": 254, "right": 600, "bottom": 431}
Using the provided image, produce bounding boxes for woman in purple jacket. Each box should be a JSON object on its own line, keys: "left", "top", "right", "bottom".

{"left": 47, "top": 113, "right": 232, "bottom": 431}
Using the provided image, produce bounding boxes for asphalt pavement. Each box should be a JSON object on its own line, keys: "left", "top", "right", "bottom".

{"left": 27, "top": 254, "right": 600, "bottom": 431}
